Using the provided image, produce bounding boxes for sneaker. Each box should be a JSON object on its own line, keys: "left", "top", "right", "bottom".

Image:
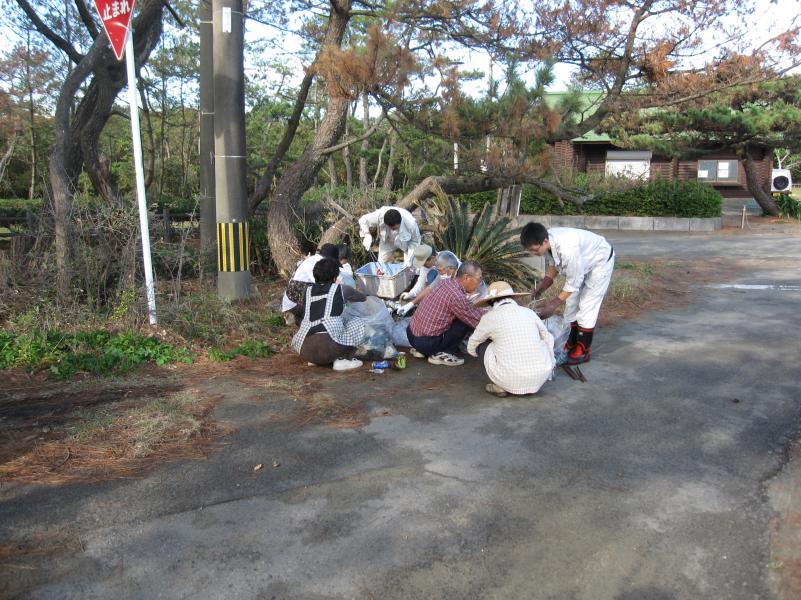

{"left": 485, "top": 383, "right": 508, "bottom": 397}
{"left": 409, "top": 348, "right": 425, "bottom": 359}
{"left": 307, "top": 362, "right": 315, "bottom": 366}
{"left": 427, "top": 352, "right": 464, "bottom": 366}
{"left": 333, "top": 358, "right": 363, "bottom": 371}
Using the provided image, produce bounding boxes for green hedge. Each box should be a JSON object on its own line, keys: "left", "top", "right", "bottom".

{"left": 462, "top": 180, "right": 723, "bottom": 218}
{"left": 0, "top": 198, "right": 43, "bottom": 218}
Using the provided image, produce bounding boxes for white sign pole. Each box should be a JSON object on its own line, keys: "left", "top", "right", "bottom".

{"left": 124, "top": 30, "right": 157, "bottom": 325}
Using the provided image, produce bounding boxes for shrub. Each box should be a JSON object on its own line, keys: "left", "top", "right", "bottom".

{"left": 0, "top": 328, "right": 193, "bottom": 378}
{"left": 209, "top": 340, "right": 274, "bottom": 362}
{"left": 0, "top": 198, "right": 43, "bottom": 218}
{"left": 520, "top": 179, "right": 722, "bottom": 218}
{"left": 461, "top": 190, "right": 497, "bottom": 212}
{"left": 426, "top": 194, "right": 537, "bottom": 289}
{"left": 775, "top": 194, "right": 801, "bottom": 220}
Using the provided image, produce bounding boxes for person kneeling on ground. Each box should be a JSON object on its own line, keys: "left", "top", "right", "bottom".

{"left": 521, "top": 222, "right": 615, "bottom": 365}
{"left": 467, "top": 281, "right": 556, "bottom": 397}
{"left": 406, "top": 260, "right": 487, "bottom": 366}
{"left": 282, "top": 243, "right": 340, "bottom": 326}
{"left": 291, "top": 258, "right": 367, "bottom": 371}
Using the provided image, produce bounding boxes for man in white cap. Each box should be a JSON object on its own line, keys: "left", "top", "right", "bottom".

{"left": 358, "top": 206, "right": 421, "bottom": 266}
{"left": 396, "top": 249, "right": 454, "bottom": 316}
{"left": 400, "top": 244, "right": 436, "bottom": 300}
{"left": 467, "top": 281, "right": 555, "bottom": 397}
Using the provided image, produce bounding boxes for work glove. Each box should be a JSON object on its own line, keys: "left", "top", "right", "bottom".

{"left": 362, "top": 234, "right": 373, "bottom": 251}
{"left": 399, "top": 291, "right": 415, "bottom": 301}
{"left": 536, "top": 297, "right": 562, "bottom": 320}
{"left": 532, "top": 275, "right": 554, "bottom": 299}
{"left": 396, "top": 302, "right": 415, "bottom": 316}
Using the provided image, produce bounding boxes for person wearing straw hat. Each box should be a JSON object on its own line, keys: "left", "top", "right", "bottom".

{"left": 467, "top": 281, "right": 556, "bottom": 397}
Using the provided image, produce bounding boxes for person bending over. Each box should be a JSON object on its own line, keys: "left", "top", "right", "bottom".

{"left": 282, "top": 243, "right": 340, "bottom": 325}
{"left": 396, "top": 249, "right": 456, "bottom": 315}
{"left": 358, "top": 206, "right": 421, "bottom": 266}
{"left": 521, "top": 222, "right": 615, "bottom": 365}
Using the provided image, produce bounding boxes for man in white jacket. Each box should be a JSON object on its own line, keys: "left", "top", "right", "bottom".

{"left": 521, "top": 223, "right": 615, "bottom": 365}
{"left": 358, "top": 206, "right": 421, "bottom": 266}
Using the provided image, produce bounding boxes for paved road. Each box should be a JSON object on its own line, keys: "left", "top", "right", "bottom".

{"left": 2, "top": 230, "right": 801, "bottom": 600}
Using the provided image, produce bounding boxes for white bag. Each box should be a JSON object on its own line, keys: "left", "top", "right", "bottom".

{"left": 544, "top": 315, "right": 570, "bottom": 352}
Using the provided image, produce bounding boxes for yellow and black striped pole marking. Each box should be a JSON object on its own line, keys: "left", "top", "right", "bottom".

{"left": 217, "top": 221, "right": 250, "bottom": 272}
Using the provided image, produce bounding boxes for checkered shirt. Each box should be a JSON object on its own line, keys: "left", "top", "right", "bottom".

{"left": 409, "top": 278, "right": 486, "bottom": 337}
{"left": 292, "top": 284, "right": 365, "bottom": 353}
{"left": 467, "top": 299, "right": 555, "bottom": 395}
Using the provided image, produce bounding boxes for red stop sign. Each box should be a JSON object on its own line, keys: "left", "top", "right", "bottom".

{"left": 93, "top": 0, "right": 136, "bottom": 61}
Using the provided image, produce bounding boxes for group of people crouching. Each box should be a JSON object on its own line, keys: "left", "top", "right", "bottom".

{"left": 282, "top": 221, "right": 615, "bottom": 399}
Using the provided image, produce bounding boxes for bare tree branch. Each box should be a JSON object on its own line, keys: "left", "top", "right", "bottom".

{"left": 249, "top": 68, "right": 315, "bottom": 211}
{"left": 73, "top": 0, "right": 100, "bottom": 39}
{"left": 320, "top": 112, "right": 386, "bottom": 155}
{"left": 16, "top": 0, "right": 84, "bottom": 64}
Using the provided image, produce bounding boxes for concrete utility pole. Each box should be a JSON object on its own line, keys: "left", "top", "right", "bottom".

{"left": 213, "top": 0, "right": 250, "bottom": 300}
{"left": 199, "top": 0, "right": 215, "bottom": 271}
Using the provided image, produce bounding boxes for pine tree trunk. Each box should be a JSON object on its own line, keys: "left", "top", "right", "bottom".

{"left": 343, "top": 116, "right": 353, "bottom": 190}
{"left": 328, "top": 156, "right": 339, "bottom": 186}
{"left": 26, "top": 31, "right": 37, "bottom": 202}
{"left": 359, "top": 91, "right": 369, "bottom": 188}
{"left": 372, "top": 135, "right": 387, "bottom": 187}
{"left": 741, "top": 146, "right": 778, "bottom": 216}
{"left": 382, "top": 130, "right": 397, "bottom": 190}
{"left": 267, "top": 98, "right": 350, "bottom": 275}
{"left": 45, "top": 1, "right": 165, "bottom": 299}
{"left": 264, "top": 0, "right": 353, "bottom": 276}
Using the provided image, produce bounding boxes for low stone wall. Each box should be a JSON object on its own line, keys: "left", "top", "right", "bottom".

{"left": 513, "top": 214, "right": 722, "bottom": 232}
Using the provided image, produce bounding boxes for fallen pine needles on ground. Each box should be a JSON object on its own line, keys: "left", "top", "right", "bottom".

{"left": 0, "top": 388, "right": 229, "bottom": 485}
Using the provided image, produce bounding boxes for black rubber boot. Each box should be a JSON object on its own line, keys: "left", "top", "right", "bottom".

{"left": 564, "top": 321, "right": 579, "bottom": 352}
{"left": 567, "top": 327, "right": 593, "bottom": 364}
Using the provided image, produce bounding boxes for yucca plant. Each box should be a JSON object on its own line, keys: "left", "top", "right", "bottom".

{"left": 775, "top": 193, "right": 801, "bottom": 220}
{"left": 425, "top": 190, "right": 538, "bottom": 290}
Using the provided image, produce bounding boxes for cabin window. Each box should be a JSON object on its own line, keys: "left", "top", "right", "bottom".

{"left": 605, "top": 151, "right": 651, "bottom": 180}
{"left": 697, "top": 160, "right": 738, "bottom": 183}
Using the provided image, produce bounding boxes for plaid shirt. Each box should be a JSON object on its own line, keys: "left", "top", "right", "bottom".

{"left": 409, "top": 278, "right": 486, "bottom": 337}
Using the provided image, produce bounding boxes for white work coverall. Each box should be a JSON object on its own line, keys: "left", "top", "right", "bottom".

{"left": 281, "top": 253, "right": 323, "bottom": 313}
{"left": 358, "top": 206, "right": 421, "bottom": 266}
{"left": 547, "top": 227, "right": 615, "bottom": 328}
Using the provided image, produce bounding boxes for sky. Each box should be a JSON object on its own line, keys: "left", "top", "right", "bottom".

{"left": 240, "top": 0, "right": 801, "bottom": 97}
{"left": 1, "top": 0, "right": 799, "bottom": 102}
